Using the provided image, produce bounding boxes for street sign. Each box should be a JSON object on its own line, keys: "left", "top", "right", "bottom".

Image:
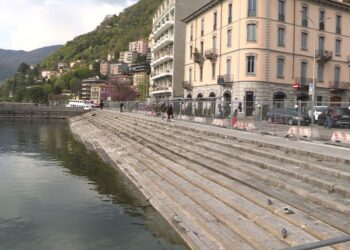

{"left": 309, "top": 83, "right": 314, "bottom": 95}
{"left": 293, "top": 83, "right": 299, "bottom": 90}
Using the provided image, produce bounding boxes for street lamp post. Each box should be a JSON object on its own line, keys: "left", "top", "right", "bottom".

{"left": 300, "top": 13, "right": 330, "bottom": 125}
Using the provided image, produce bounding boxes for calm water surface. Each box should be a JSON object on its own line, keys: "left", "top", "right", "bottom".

{"left": 0, "top": 120, "right": 187, "bottom": 250}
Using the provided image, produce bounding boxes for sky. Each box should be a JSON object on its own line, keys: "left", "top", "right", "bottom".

{"left": 0, "top": 0, "right": 138, "bottom": 51}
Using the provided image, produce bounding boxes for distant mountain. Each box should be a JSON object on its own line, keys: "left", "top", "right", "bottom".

{"left": 0, "top": 45, "right": 62, "bottom": 83}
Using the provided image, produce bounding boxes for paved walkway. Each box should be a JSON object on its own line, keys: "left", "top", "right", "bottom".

{"left": 114, "top": 110, "right": 350, "bottom": 163}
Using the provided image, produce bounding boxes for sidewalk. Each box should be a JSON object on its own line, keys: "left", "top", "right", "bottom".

{"left": 111, "top": 109, "right": 350, "bottom": 163}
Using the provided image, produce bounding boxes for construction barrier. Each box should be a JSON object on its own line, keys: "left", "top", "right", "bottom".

{"left": 331, "top": 131, "right": 350, "bottom": 144}
{"left": 178, "top": 115, "right": 191, "bottom": 121}
{"left": 211, "top": 119, "right": 229, "bottom": 127}
{"left": 288, "top": 126, "right": 320, "bottom": 139}
{"left": 193, "top": 117, "right": 207, "bottom": 124}
{"left": 234, "top": 121, "right": 256, "bottom": 132}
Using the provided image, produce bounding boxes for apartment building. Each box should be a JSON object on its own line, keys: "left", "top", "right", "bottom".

{"left": 119, "top": 51, "right": 139, "bottom": 65}
{"left": 110, "top": 62, "right": 128, "bottom": 76}
{"left": 81, "top": 77, "right": 107, "bottom": 100}
{"left": 133, "top": 72, "right": 149, "bottom": 86}
{"left": 129, "top": 40, "right": 149, "bottom": 55}
{"left": 100, "top": 61, "right": 110, "bottom": 77}
{"left": 91, "top": 84, "right": 113, "bottom": 105}
{"left": 183, "top": 0, "right": 350, "bottom": 116}
{"left": 149, "top": 0, "right": 210, "bottom": 100}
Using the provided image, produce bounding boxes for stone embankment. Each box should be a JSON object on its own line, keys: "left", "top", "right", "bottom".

{"left": 70, "top": 110, "right": 350, "bottom": 250}
{"left": 0, "top": 103, "right": 88, "bottom": 119}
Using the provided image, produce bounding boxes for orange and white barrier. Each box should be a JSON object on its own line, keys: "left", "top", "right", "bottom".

{"left": 193, "top": 117, "right": 207, "bottom": 124}
{"left": 288, "top": 126, "right": 320, "bottom": 139}
{"left": 234, "top": 121, "right": 256, "bottom": 132}
{"left": 212, "top": 119, "right": 229, "bottom": 127}
{"left": 331, "top": 131, "right": 350, "bottom": 144}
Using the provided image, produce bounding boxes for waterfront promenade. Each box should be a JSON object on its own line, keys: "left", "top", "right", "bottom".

{"left": 70, "top": 110, "right": 350, "bottom": 250}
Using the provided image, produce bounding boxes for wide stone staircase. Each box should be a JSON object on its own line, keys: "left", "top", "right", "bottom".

{"left": 70, "top": 110, "right": 350, "bottom": 250}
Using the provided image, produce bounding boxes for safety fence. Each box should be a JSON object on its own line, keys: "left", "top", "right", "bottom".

{"left": 107, "top": 99, "right": 350, "bottom": 146}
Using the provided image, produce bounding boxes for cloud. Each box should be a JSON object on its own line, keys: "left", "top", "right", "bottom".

{"left": 0, "top": 0, "right": 137, "bottom": 51}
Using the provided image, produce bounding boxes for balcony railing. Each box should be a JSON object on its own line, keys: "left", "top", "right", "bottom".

{"left": 336, "top": 27, "right": 341, "bottom": 34}
{"left": 315, "top": 50, "right": 333, "bottom": 64}
{"left": 205, "top": 49, "right": 218, "bottom": 61}
{"left": 302, "top": 19, "right": 308, "bottom": 27}
{"left": 248, "top": 10, "right": 256, "bottom": 17}
{"left": 217, "top": 74, "right": 234, "bottom": 86}
{"left": 319, "top": 22, "right": 325, "bottom": 31}
{"left": 294, "top": 77, "right": 312, "bottom": 86}
{"left": 278, "top": 14, "right": 285, "bottom": 22}
{"left": 329, "top": 81, "right": 350, "bottom": 90}
{"left": 193, "top": 52, "right": 204, "bottom": 65}
{"left": 182, "top": 81, "right": 193, "bottom": 91}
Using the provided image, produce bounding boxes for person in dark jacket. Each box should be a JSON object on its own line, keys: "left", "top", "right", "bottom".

{"left": 120, "top": 102, "right": 124, "bottom": 112}
{"left": 166, "top": 104, "right": 173, "bottom": 122}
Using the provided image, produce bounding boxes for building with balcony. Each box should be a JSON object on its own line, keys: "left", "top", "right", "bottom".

{"left": 91, "top": 84, "right": 113, "bottom": 105}
{"left": 119, "top": 51, "right": 139, "bottom": 65}
{"left": 183, "top": 0, "right": 350, "bottom": 116}
{"left": 149, "top": 0, "right": 209, "bottom": 100}
{"left": 110, "top": 62, "right": 128, "bottom": 76}
{"left": 129, "top": 40, "right": 149, "bottom": 55}
{"left": 81, "top": 77, "right": 107, "bottom": 100}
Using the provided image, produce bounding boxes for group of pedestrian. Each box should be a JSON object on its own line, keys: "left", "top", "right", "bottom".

{"left": 160, "top": 102, "right": 173, "bottom": 122}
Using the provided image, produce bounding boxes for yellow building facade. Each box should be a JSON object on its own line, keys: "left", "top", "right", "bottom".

{"left": 183, "top": 0, "right": 350, "bottom": 115}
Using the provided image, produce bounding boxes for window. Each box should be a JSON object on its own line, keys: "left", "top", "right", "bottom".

{"left": 227, "top": 29, "right": 232, "bottom": 47}
{"left": 199, "top": 66, "right": 203, "bottom": 81}
{"left": 228, "top": 3, "right": 232, "bottom": 23}
{"left": 334, "top": 66, "right": 341, "bottom": 84}
{"left": 316, "top": 96, "right": 323, "bottom": 106}
{"left": 212, "top": 35, "right": 217, "bottom": 50}
{"left": 301, "top": 62, "right": 308, "bottom": 83}
{"left": 248, "top": 0, "right": 256, "bottom": 17}
{"left": 301, "top": 6, "right": 308, "bottom": 27}
{"left": 278, "top": 27, "right": 285, "bottom": 46}
{"left": 278, "top": 0, "right": 285, "bottom": 21}
{"left": 319, "top": 10, "right": 325, "bottom": 30}
{"left": 317, "top": 64, "right": 324, "bottom": 82}
{"left": 200, "top": 41, "right": 204, "bottom": 56}
{"left": 189, "top": 68, "right": 192, "bottom": 83}
{"left": 212, "top": 62, "right": 216, "bottom": 80}
{"left": 226, "top": 59, "right": 232, "bottom": 80}
{"left": 336, "top": 15, "right": 342, "bottom": 34}
{"left": 318, "top": 36, "right": 325, "bottom": 51}
{"left": 190, "top": 25, "right": 193, "bottom": 41}
{"left": 247, "top": 24, "right": 256, "bottom": 42}
{"left": 277, "top": 58, "right": 284, "bottom": 78}
{"left": 301, "top": 32, "right": 308, "bottom": 50}
{"left": 247, "top": 56, "right": 256, "bottom": 74}
{"left": 190, "top": 45, "right": 193, "bottom": 59}
{"left": 213, "top": 12, "right": 217, "bottom": 30}
{"left": 335, "top": 39, "right": 341, "bottom": 56}
{"left": 201, "top": 18, "right": 205, "bottom": 36}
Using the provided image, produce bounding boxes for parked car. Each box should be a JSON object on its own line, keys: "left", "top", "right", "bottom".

{"left": 318, "top": 107, "right": 350, "bottom": 128}
{"left": 308, "top": 106, "right": 327, "bottom": 121}
{"left": 267, "top": 108, "right": 311, "bottom": 126}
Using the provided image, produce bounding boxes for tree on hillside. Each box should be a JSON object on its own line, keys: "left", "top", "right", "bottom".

{"left": 103, "top": 77, "right": 138, "bottom": 101}
{"left": 17, "top": 62, "right": 30, "bottom": 74}
{"left": 69, "top": 78, "right": 82, "bottom": 95}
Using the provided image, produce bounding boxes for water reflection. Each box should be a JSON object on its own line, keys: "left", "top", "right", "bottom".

{"left": 0, "top": 120, "right": 187, "bottom": 250}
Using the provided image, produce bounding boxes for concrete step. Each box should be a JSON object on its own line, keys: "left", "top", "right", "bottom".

{"left": 118, "top": 115, "right": 350, "bottom": 195}
{"left": 111, "top": 115, "right": 350, "bottom": 217}
{"left": 73, "top": 112, "right": 350, "bottom": 249}
{"left": 94, "top": 114, "right": 350, "bottom": 237}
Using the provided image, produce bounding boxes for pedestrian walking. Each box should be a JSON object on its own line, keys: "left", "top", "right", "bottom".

{"left": 232, "top": 109, "right": 238, "bottom": 127}
{"left": 100, "top": 100, "right": 104, "bottom": 109}
{"left": 167, "top": 104, "right": 173, "bottom": 122}
{"left": 120, "top": 102, "right": 124, "bottom": 113}
{"left": 160, "top": 102, "right": 167, "bottom": 121}
{"left": 325, "top": 109, "right": 333, "bottom": 129}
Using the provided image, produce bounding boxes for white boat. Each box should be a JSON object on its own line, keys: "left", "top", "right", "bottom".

{"left": 65, "top": 100, "right": 93, "bottom": 110}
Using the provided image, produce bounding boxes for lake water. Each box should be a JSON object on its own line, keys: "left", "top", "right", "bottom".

{"left": 0, "top": 120, "right": 187, "bottom": 250}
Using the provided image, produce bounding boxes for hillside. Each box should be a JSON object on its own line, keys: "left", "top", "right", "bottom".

{"left": 41, "top": 0, "right": 163, "bottom": 69}
{"left": 0, "top": 45, "right": 62, "bottom": 83}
